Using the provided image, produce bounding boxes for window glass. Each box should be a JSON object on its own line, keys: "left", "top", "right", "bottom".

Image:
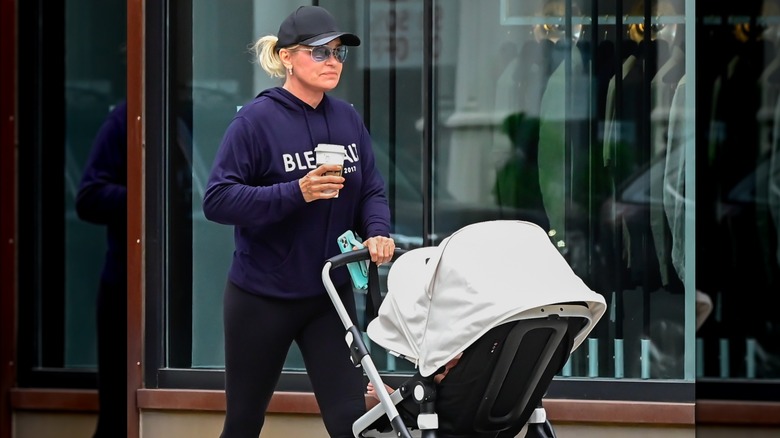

{"left": 696, "top": 0, "right": 780, "bottom": 382}
{"left": 187, "top": 0, "right": 427, "bottom": 372}
{"left": 184, "top": 0, "right": 698, "bottom": 381}
{"left": 188, "top": 0, "right": 258, "bottom": 368}
{"left": 16, "top": 0, "right": 125, "bottom": 388}
{"left": 64, "top": 1, "right": 127, "bottom": 368}
{"left": 24, "top": 0, "right": 780, "bottom": 402}
{"left": 178, "top": 0, "right": 777, "bottom": 392}
{"left": 429, "top": 0, "right": 694, "bottom": 380}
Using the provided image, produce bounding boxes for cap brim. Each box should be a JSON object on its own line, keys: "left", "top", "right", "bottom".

{"left": 301, "top": 31, "right": 361, "bottom": 47}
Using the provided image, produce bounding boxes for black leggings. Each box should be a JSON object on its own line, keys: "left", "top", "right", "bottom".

{"left": 93, "top": 279, "right": 127, "bottom": 438}
{"left": 220, "top": 281, "right": 365, "bottom": 438}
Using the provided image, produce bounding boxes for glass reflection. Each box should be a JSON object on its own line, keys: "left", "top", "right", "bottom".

{"left": 181, "top": 0, "right": 780, "bottom": 385}
{"left": 697, "top": 0, "right": 780, "bottom": 379}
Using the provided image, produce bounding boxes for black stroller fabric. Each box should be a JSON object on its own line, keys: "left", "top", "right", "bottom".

{"left": 438, "top": 317, "right": 579, "bottom": 436}
{"left": 366, "top": 315, "right": 583, "bottom": 438}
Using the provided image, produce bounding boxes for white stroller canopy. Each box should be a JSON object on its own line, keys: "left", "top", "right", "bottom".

{"left": 367, "top": 220, "right": 607, "bottom": 377}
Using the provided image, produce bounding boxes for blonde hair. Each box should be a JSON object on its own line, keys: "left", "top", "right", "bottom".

{"left": 250, "top": 35, "right": 293, "bottom": 78}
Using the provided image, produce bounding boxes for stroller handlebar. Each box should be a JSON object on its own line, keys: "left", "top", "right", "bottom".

{"left": 325, "top": 248, "right": 407, "bottom": 270}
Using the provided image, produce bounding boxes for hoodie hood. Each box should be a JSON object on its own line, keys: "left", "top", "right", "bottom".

{"left": 257, "top": 86, "right": 331, "bottom": 112}
{"left": 258, "top": 86, "right": 310, "bottom": 110}
{"left": 257, "top": 87, "right": 333, "bottom": 149}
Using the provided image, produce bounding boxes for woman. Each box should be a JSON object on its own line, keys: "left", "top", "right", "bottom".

{"left": 202, "top": 5, "right": 395, "bottom": 437}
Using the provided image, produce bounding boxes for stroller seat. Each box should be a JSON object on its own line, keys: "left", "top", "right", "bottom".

{"left": 321, "top": 220, "right": 607, "bottom": 438}
{"left": 356, "top": 304, "right": 590, "bottom": 438}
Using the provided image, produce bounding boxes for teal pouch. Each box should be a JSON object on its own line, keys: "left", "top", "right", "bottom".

{"left": 337, "top": 230, "right": 369, "bottom": 290}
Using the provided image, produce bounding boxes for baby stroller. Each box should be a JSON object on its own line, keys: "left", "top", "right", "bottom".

{"left": 322, "top": 220, "right": 607, "bottom": 438}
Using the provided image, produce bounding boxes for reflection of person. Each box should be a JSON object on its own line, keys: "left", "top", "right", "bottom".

{"left": 202, "top": 5, "right": 395, "bottom": 437}
{"left": 75, "top": 100, "right": 128, "bottom": 438}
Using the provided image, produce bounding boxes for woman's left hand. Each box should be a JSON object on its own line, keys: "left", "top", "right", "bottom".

{"left": 361, "top": 236, "right": 396, "bottom": 266}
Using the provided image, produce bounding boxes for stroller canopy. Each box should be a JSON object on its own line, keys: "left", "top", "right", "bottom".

{"left": 367, "top": 220, "right": 607, "bottom": 377}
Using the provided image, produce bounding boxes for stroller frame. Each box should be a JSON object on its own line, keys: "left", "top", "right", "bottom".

{"left": 322, "top": 248, "right": 595, "bottom": 438}
{"left": 322, "top": 248, "right": 411, "bottom": 437}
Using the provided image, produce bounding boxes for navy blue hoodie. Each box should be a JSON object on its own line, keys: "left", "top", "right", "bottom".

{"left": 203, "top": 87, "right": 391, "bottom": 298}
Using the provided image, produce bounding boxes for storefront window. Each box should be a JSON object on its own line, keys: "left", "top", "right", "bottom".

{"left": 153, "top": 0, "right": 779, "bottom": 397}
{"left": 17, "top": 0, "right": 126, "bottom": 386}
{"left": 15, "top": 0, "right": 780, "bottom": 407}
{"left": 63, "top": 1, "right": 127, "bottom": 369}
{"left": 429, "top": 0, "right": 695, "bottom": 381}
{"left": 173, "top": 0, "right": 693, "bottom": 385}
{"left": 696, "top": 0, "right": 780, "bottom": 385}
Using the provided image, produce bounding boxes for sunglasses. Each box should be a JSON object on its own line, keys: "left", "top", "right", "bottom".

{"left": 295, "top": 45, "right": 349, "bottom": 63}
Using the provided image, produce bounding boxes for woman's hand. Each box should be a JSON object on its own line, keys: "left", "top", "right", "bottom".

{"left": 299, "top": 164, "right": 344, "bottom": 202}
{"left": 362, "top": 236, "right": 395, "bottom": 266}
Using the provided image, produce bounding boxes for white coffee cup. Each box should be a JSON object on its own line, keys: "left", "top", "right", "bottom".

{"left": 314, "top": 143, "right": 346, "bottom": 196}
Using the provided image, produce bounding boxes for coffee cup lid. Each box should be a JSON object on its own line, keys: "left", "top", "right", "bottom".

{"left": 315, "top": 143, "right": 345, "bottom": 154}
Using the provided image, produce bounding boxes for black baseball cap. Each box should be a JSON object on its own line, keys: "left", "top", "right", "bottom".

{"left": 276, "top": 5, "right": 361, "bottom": 51}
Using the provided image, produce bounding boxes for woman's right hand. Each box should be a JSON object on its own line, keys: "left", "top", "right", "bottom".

{"left": 299, "top": 164, "right": 344, "bottom": 202}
